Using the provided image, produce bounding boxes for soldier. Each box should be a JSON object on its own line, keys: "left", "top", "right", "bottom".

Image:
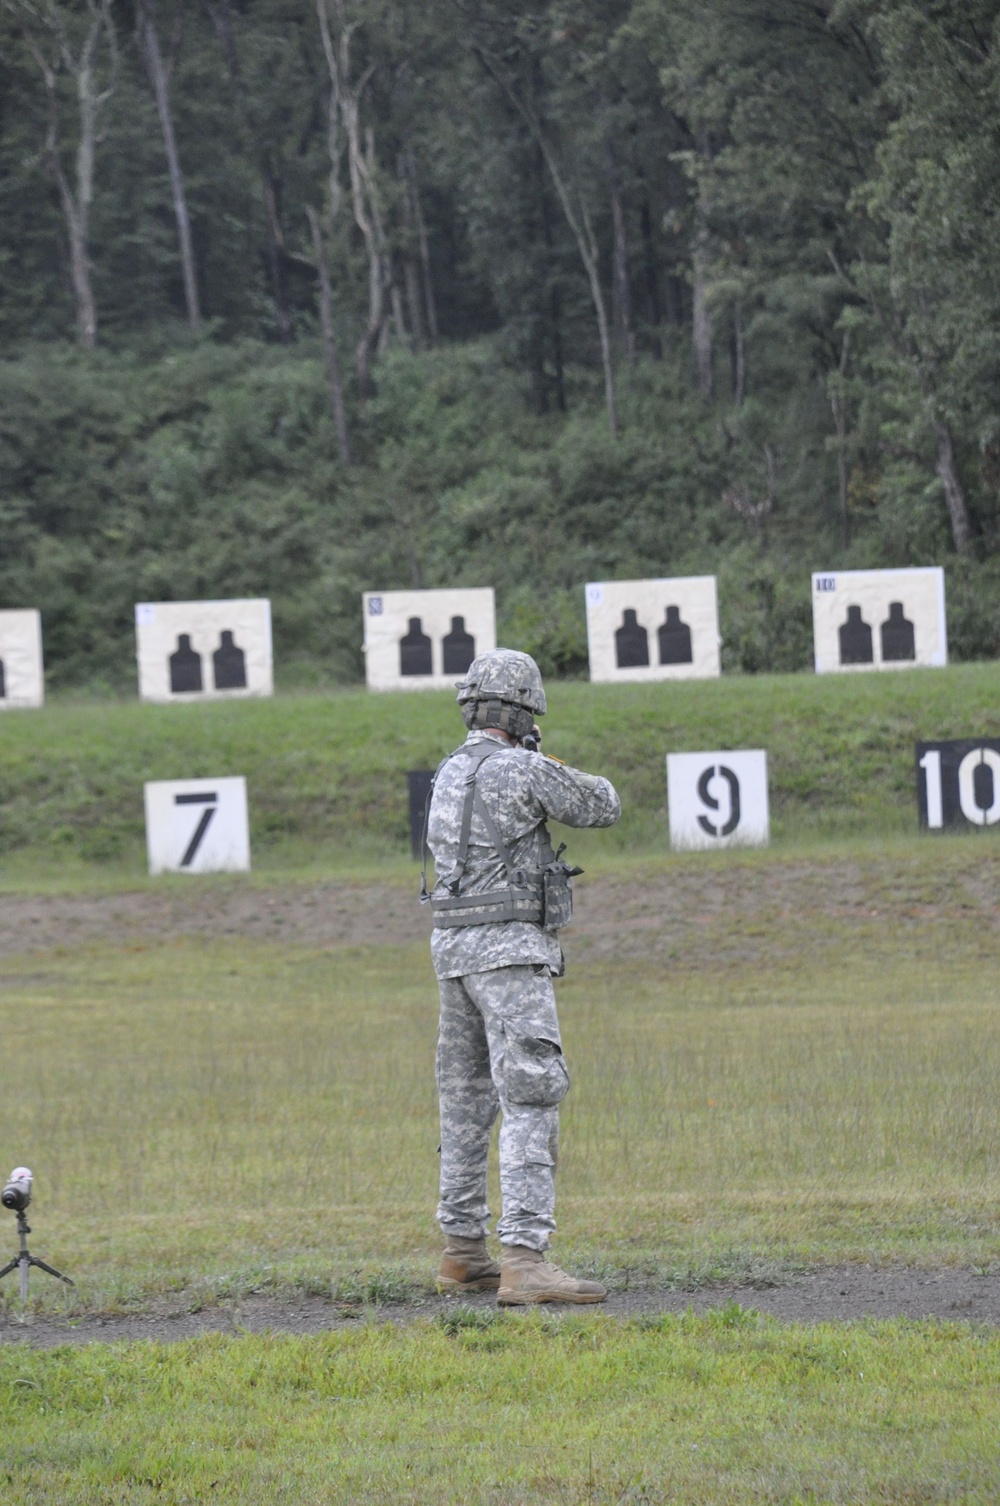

{"left": 423, "top": 649, "right": 621, "bottom": 1304}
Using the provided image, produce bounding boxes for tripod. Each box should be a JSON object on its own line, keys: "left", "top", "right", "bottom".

{"left": 0, "top": 1209, "right": 74, "bottom": 1305}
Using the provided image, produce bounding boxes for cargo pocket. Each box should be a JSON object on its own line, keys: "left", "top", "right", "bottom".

{"left": 502, "top": 1031, "right": 570, "bottom": 1107}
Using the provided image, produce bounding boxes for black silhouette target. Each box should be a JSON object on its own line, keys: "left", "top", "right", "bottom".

{"left": 399, "top": 617, "right": 433, "bottom": 676}
{"left": 658, "top": 606, "right": 693, "bottom": 665}
{"left": 838, "top": 605, "right": 874, "bottom": 665}
{"left": 169, "top": 634, "right": 203, "bottom": 693}
{"left": 213, "top": 630, "right": 247, "bottom": 690}
{"left": 442, "top": 616, "right": 475, "bottom": 675}
{"left": 0, "top": 659, "right": 5, "bottom": 698}
{"left": 881, "top": 602, "right": 916, "bottom": 662}
{"left": 615, "top": 609, "right": 649, "bottom": 668}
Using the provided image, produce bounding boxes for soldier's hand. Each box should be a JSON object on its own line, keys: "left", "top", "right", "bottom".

{"left": 520, "top": 724, "right": 542, "bottom": 752}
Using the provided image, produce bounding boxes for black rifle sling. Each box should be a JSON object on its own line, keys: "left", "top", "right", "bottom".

{"left": 471, "top": 783, "right": 520, "bottom": 885}
{"left": 446, "top": 745, "right": 507, "bottom": 894}
{"left": 419, "top": 743, "right": 503, "bottom": 903}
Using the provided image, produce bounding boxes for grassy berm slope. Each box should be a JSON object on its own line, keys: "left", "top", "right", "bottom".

{"left": 2, "top": 662, "right": 999, "bottom": 876}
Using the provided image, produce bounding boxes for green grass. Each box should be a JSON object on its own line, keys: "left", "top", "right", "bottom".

{"left": 2, "top": 662, "right": 1000, "bottom": 878}
{"left": 2, "top": 1315, "right": 1000, "bottom": 1503}
{"left": 2, "top": 835, "right": 1000, "bottom": 1313}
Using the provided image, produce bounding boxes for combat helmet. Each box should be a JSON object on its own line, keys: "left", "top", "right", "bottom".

{"left": 456, "top": 649, "right": 546, "bottom": 740}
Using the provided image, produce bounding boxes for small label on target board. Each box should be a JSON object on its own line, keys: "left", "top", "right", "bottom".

{"left": 666, "top": 750, "right": 769, "bottom": 851}
{"left": 143, "top": 777, "right": 250, "bottom": 875}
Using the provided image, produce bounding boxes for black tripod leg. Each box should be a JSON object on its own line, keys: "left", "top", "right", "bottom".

{"left": 0, "top": 1258, "right": 18, "bottom": 1280}
{"left": 27, "top": 1256, "right": 73, "bottom": 1286}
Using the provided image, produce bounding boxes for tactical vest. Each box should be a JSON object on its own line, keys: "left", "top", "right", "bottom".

{"left": 420, "top": 742, "right": 580, "bottom": 932}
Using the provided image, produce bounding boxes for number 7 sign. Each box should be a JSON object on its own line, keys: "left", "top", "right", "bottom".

{"left": 144, "top": 777, "right": 251, "bottom": 874}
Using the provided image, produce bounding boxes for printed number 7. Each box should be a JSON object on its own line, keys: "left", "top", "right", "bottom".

{"left": 175, "top": 792, "right": 218, "bottom": 867}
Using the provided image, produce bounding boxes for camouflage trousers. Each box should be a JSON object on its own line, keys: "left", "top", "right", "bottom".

{"left": 436, "top": 964, "right": 570, "bottom": 1252}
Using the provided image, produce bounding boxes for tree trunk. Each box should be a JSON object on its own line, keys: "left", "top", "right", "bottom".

{"left": 398, "top": 154, "right": 425, "bottom": 349}
{"left": 207, "top": 0, "right": 292, "bottom": 343}
{"left": 934, "top": 418, "right": 973, "bottom": 554}
{"left": 692, "top": 232, "right": 713, "bottom": 401}
{"left": 691, "top": 132, "right": 714, "bottom": 401}
{"left": 639, "top": 195, "right": 662, "bottom": 360}
{"left": 316, "top": 0, "right": 392, "bottom": 397}
{"left": 52, "top": 136, "right": 98, "bottom": 348}
{"left": 306, "top": 206, "right": 352, "bottom": 467}
{"left": 731, "top": 304, "right": 746, "bottom": 407}
{"left": 138, "top": 0, "right": 200, "bottom": 332}
{"left": 550, "top": 284, "right": 566, "bottom": 412}
{"left": 828, "top": 330, "right": 850, "bottom": 548}
{"left": 606, "top": 137, "right": 636, "bottom": 368}
{"left": 406, "top": 150, "right": 438, "bottom": 345}
{"left": 475, "top": 47, "right": 617, "bottom": 435}
{"left": 18, "top": 0, "right": 116, "bottom": 349}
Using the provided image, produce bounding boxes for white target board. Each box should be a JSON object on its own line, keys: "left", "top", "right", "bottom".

{"left": 0, "top": 610, "right": 44, "bottom": 709}
{"left": 144, "top": 777, "right": 250, "bottom": 875}
{"left": 362, "top": 588, "right": 496, "bottom": 691}
{"left": 135, "top": 600, "right": 273, "bottom": 703}
{"left": 667, "top": 750, "right": 769, "bottom": 851}
{"left": 811, "top": 568, "right": 946, "bottom": 674}
{"left": 585, "top": 578, "right": 721, "bottom": 683}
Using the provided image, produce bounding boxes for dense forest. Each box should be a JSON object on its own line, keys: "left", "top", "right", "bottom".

{"left": 1, "top": 0, "right": 999, "bottom": 688}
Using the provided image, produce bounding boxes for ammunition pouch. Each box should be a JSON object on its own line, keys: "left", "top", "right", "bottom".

{"left": 540, "top": 850, "right": 582, "bottom": 932}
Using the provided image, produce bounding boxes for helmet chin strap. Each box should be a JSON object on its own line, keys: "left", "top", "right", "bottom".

{"left": 462, "top": 698, "right": 535, "bottom": 740}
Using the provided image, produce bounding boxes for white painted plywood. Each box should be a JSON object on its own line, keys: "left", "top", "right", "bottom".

{"left": 811, "top": 568, "right": 946, "bottom": 673}
{"left": 585, "top": 577, "right": 721, "bottom": 683}
{"left": 363, "top": 588, "right": 496, "bottom": 691}
{"left": 135, "top": 599, "right": 272, "bottom": 703}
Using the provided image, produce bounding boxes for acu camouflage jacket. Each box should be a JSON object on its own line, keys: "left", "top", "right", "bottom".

{"left": 427, "top": 729, "right": 621, "bottom": 980}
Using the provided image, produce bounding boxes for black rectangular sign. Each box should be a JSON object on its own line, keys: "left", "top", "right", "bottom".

{"left": 407, "top": 769, "right": 435, "bottom": 860}
{"left": 916, "top": 738, "right": 1000, "bottom": 831}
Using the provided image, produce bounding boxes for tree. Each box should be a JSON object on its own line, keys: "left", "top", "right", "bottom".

{"left": 6, "top": 0, "right": 118, "bottom": 347}
{"left": 854, "top": 0, "right": 1000, "bottom": 553}
{"left": 135, "top": 0, "right": 200, "bottom": 332}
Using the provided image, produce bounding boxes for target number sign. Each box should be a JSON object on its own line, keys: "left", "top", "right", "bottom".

{"left": 666, "top": 750, "right": 769, "bottom": 851}
{"left": 144, "top": 777, "right": 251, "bottom": 875}
{"left": 916, "top": 739, "right": 1000, "bottom": 831}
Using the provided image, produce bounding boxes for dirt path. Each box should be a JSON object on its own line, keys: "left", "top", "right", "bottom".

{"left": 3, "top": 850, "right": 999, "bottom": 963}
{"left": 2, "top": 1266, "right": 999, "bottom": 1348}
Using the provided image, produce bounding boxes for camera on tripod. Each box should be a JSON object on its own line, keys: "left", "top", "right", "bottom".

{"left": 1, "top": 1168, "right": 32, "bottom": 1213}
{"left": 0, "top": 1165, "right": 73, "bottom": 1302}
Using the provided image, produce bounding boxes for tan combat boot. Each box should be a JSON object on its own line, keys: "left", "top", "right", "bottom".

{"left": 437, "top": 1235, "right": 501, "bottom": 1294}
{"left": 497, "top": 1245, "right": 607, "bottom": 1306}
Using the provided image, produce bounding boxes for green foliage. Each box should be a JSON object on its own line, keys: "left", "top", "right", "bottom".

{"left": 1, "top": 1, "right": 999, "bottom": 680}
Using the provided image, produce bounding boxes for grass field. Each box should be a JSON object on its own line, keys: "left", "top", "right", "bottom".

{"left": 3, "top": 1314, "right": 1000, "bottom": 1503}
{"left": 3, "top": 670, "right": 1000, "bottom": 1501}
{"left": 1, "top": 837, "right": 998, "bottom": 1311}
{"left": 2, "top": 662, "right": 1000, "bottom": 876}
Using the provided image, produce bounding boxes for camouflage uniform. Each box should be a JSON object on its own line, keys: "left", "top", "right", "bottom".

{"left": 428, "top": 729, "right": 620, "bottom": 1251}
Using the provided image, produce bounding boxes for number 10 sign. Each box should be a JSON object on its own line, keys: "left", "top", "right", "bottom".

{"left": 917, "top": 740, "right": 1000, "bottom": 831}
{"left": 144, "top": 777, "right": 251, "bottom": 875}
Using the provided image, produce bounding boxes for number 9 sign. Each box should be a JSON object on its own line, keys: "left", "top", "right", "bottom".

{"left": 666, "top": 751, "right": 769, "bottom": 851}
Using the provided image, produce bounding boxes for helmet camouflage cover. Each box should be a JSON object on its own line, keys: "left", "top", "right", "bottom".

{"left": 456, "top": 649, "right": 546, "bottom": 738}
